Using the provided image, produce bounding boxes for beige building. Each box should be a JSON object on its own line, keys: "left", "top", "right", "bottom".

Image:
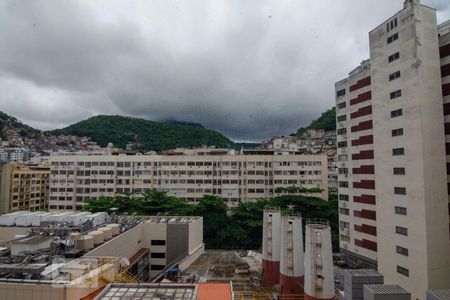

{"left": 48, "top": 149, "right": 328, "bottom": 210}
{"left": 336, "top": 1, "right": 450, "bottom": 299}
{"left": 0, "top": 161, "right": 49, "bottom": 214}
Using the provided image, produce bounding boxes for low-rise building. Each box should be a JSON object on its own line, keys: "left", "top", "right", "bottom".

{"left": 48, "top": 148, "right": 328, "bottom": 210}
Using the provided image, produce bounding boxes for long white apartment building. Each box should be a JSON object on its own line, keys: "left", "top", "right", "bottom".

{"left": 336, "top": 1, "right": 450, "bottom": 299}
{"left": 48, "top": 148, "right": 328, "bottom": 210}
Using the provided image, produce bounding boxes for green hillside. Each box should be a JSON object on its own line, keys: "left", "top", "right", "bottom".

{"left": 50, "top": 115, "right": 234, "bottom": 152}
{"left": 297, "top": 107, "right": 336, "bottom": 135}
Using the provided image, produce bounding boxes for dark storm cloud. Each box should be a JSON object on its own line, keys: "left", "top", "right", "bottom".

{"left": 0, "top": 0, "right": 449, "bottom": 141}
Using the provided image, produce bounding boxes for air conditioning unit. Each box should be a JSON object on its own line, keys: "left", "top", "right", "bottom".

{"left": 341, "top": 242, "right": 348, "bottom": 249}
{"left": 341, "top": 201, "right": 347, "bottom": 208}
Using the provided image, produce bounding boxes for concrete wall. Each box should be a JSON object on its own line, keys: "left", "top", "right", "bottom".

{"left": 166, "top": 223, "right": 189, "bottom": 265}
{"left": 0, "top": 282, "right": 65, "bottom": 300}
{"left": 0, "top": 227, "right": 30, "bottom": 245}
{"left": 85, "top": 223, "right": 143, "bottom": 259}
{"left": 188, "top": 218, "right": 203, "bottom": 254}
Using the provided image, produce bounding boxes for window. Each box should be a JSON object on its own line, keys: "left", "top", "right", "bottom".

{"left": 393, "top": 148, "right": 404, "bottom": 156}
{"left": 337, "top": 128, "right": 347, "bottom": 135}
{"left": 395, "top": 206, "right": 407, "bottom": 215}
{"left": 338, "top": 141, "right": 347, "bottom": 148}
{"left": 391, "top": 109, "right": 402, "bottom": 118}
{"left": 395, "top": 226, "right": 408, "bottom": 236}
{"left": 339, "top": 208, "right": 350, "bottom": 215}
{"left": 388, "top": 52, "right": 400, "bottom": 63}
{"left": 150, "top": 264, "right": 165, "bottom": 271}
{"left": 151, "top": 240, "right": 166, "bottom": 246}
{"left": 392, "top": 128, "right": 403, "bottom": 137}
{"left": 336, "top": 89, "right": 346, "bottom": 97}
{"left": 396, "top": 246, "right": 409, "bottom": 256}
{"left": 339, "top": 181, "right": 349, "bottom": 188}
{"left": 150, "top": 252, "right": 166, "bottom": 259}
{"left": 338, "top": 168, "right": 348, "bottom": 175}
{"left": 339, "top": 194, "right": 349, "bottom": 201}
{"left": 390, "top": 90, "right": 402, "bottom": 99}
{"left": 338, "top": 102, "right": 346, "bottom": 109}
{"left": 337, "top": 115, "right": 347, "bottom": 122}
{"left": 397, "top": 266, "right": 409, "bottom": 277}
{"left": 389, "top": 70, "right": 401, "bottom": 81}
{"left": 393, "top": 167, "right": 405, "bottom": 175}
{"left": 386, "top": 18, "right": 398, "bottom": 32}
{"left": 394, "top": 187, "right": 406, "bottom": 195}
{"left": 387, "top": 33, "right": 399, "bottom": 44}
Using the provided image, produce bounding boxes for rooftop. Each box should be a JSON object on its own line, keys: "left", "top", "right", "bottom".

{"left": 93, "top": 283, "right": 233, "bottom": 300}
{"left": 365, "top": 284, "right": 410, "bottom": 295}
{"left": 345, "top": 269, "right": 382, "bottom": 277}
{"left": 427, "top": 290, "right": 450, "bottom": 300}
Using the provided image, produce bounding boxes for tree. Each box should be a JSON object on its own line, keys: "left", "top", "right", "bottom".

{"left": 193, "top": 195, "right": 229, "bottom": 248}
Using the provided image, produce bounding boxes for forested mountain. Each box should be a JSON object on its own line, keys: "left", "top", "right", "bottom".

{"left": 50, "top": 115, "right": 234, "bottom": 152}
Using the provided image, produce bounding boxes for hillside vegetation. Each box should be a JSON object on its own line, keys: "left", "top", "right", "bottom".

{"left": 50, "top": 115, "right": 234, "bottom": 152}
{"left": 297, "top": 107, "right": 336, "bottom": 135}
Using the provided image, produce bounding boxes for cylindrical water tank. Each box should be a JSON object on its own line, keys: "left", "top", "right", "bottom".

{"left": 106, "top": 223, "right": 121, "bottom": 236}
{"left": 89, "top": 230, "right": 105, "bottom": 245}
{"left": 76, "top": 235, "right": 94, "bottom": 250}
{"left": 69, "top": 232, "right": 81, "bottom": 241}
{"left": 98, "top": 227, "right": 112, "bottom": 240}
{"left": 304, "top": 219, "right": 335, "bottom": 300}
{"left": 280, "top": 212, "right": 304, "bottom": 295}
{"left": 261, "top": 208, "right": 282, "bottom": 287}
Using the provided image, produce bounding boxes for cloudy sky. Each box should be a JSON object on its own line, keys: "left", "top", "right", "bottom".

{"left": 0, "top": 0, "right": 449, "bottom": 142}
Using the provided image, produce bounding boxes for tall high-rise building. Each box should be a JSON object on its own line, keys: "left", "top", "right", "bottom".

{"left": 336, "top": 1, "right": 450, "bottom": 299}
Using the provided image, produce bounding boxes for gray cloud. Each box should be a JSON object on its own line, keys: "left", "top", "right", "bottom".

{"left": 0, "top": 0, "right": 449, "bottom": 141}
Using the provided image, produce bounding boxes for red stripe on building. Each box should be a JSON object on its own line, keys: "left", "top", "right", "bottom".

{"left": 443, "top": 83, "right": 450, "bottom": 97}
{"left": 440, "top": 44, "right": 450, "bottom": 59}
{"left": 445, "top": 123, "right": 450, "bottom": 135}
{"left": 354, "top": 224, "right": 377, "bottom": 236}
{"left": 352, "top": 165, "right": 375, "bottom": 174}
{"left": 350, "top": 91, "right": 372, "bottom": 106}
{"left": 353, "top": 180, "right": 375, "bottom": 189}
{"left": 349, "top": 76, "right": 371, "bottom": 92}
{"left": 442, "top": 63, "right": 450, "bottom": 77}
{"left": 351, "top": 105, "right": 372, "bottom": 119}
{"left": 354, "top": 209, "right": 376, "bottom": 220}
{"left": 352, "top": 150, "right": 374, "bottom": 160}
{"left": 355, "top": 239, "right": 377, "bottom": 252}
{"left": 353, "top": 194, "right": 376, "bottom": 205}
{"left": 443, "top": 103, "right": 450, "bottom": 116}
{"left": 351, "top": 120, "right": 373, "bottom": 132}
{"left": 351, "top": 135, "right": 374, "bottom": 146}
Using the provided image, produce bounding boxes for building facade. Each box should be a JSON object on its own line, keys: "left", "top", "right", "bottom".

{"left": 336, "top": 1, "right": 450, "bottom": 299}
{"left": 0, "top": 162, "right": 50, "bottom": 214}
{"left": 48, "top": 149, "right": 328, "bottom": 211}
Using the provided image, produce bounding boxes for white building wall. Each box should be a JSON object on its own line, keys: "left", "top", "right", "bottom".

{"left": 369, "top": 1, "right": 450, "bottom": 299}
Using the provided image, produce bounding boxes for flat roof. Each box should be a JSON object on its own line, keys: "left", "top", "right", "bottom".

{"left": 95, "top": 284, "right": 198, "bottom": 300}
{"left": 365, "top": 284, "right": 410, "bottom": 295}
{"left": 345, "top": 269, "right": 382, "bottom": 277}
{"left": 12, "top": 235, "right": 52, "bottom": 245}
{"left": 427, "top": 290, "right": 450, "bottom": 300}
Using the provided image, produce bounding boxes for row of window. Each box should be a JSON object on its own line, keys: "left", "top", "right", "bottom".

{"left": 53, "top": 160, "right": 321, "bottom": 168}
